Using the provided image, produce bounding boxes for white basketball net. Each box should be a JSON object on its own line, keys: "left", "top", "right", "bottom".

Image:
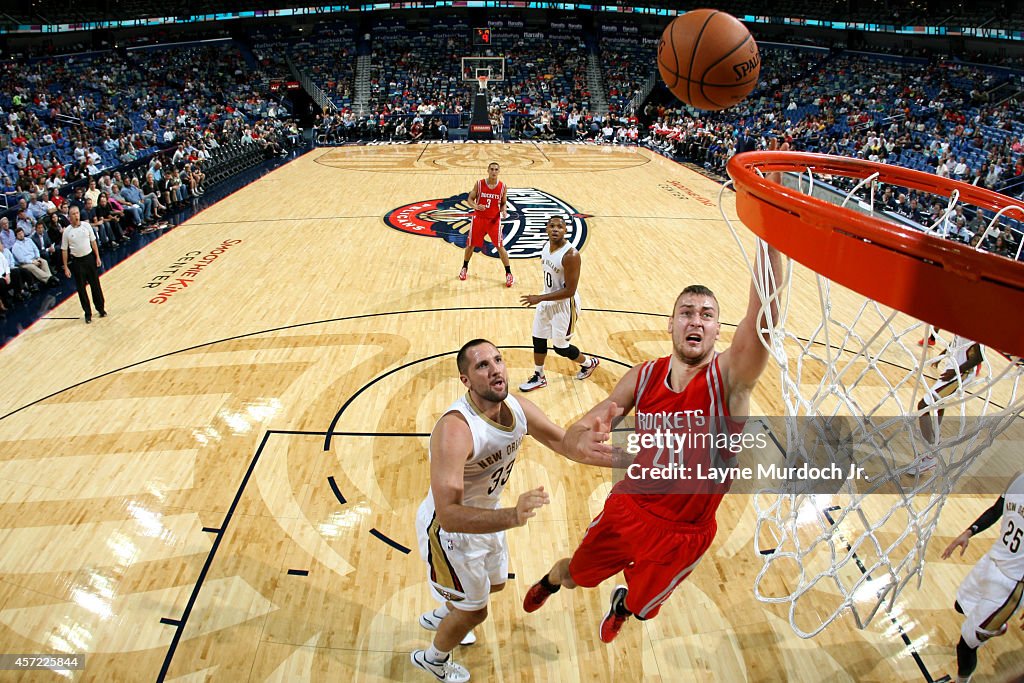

{"left": 719, "top": 175, "right": 1024, "bottom": 638}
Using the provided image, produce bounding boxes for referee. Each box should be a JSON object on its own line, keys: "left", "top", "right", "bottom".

{"left": 61, "top": 205, "right": 106, "bottom": 324}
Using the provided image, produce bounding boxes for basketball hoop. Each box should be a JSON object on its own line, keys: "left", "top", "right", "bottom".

{"left": 728, "top": 151, "right": 1024, "bottom": 357}
{"left": 722, "top": 151, "right": 1024, "bottom": 638}
{"left": 477, "top": 75, "right": 489, "bottom": 93}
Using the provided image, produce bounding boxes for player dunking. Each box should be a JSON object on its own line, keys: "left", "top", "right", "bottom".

{"left": 940, "top": 471, "right": 1024, "bottom": 683}
{"left": 519, "top": 215, "right": 599, "bottom": 391}
{"left": 411, "top": 339, "right": 613, "bottom": 682}
{"left": 522, "top": 244, "right": 782, "bottom": 642}
{"left": 460, "top": 162, "right": 514, "bottom": 287}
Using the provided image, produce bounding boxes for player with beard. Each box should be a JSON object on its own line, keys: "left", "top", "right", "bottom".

{"left": 522, "top": 244, "right": 782, "bottom": 643}
{"left": 412, "top": 339, "right": 615, "bottom": 682}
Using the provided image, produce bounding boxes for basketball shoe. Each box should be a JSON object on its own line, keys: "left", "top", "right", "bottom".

{"left": 599, "top": 585, "right": 630, "bottom": 643}
{"left": 576, "top": 357, "right": 600, "bottom": 380}
{"left": 410, "top": 650, "right": 470, "bottom": 683}
{"left": 519, "top": 372, "right": 547, "bottom": 392}
{"left": 505, "top": 272, "right": 515, "bottom": 287}
{"left": 418, "top": 608, "right": 476, "bottom": 645}
{"left": 459, "top": 267, "right": 468, "bottom": 281}
{"left": 523, "top": 579, "right": 554, "bottom": 613}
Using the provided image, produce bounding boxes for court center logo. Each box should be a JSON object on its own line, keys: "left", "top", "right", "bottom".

{"left": 383, "top": 188, "right": 590, "bottom": 258}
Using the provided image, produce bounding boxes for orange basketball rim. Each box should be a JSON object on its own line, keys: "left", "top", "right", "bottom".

{"left": 728, "top": 151, "right": 1024, "bottom": 358}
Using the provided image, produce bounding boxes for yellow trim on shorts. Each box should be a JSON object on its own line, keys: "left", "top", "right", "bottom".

{"left": 427, "top": 514, "right": 464, "bottom": 599}
{"left": 982, "top": 578, "right": 1024, "bottom": 631}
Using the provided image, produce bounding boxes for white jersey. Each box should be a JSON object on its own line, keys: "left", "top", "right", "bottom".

{"left": 942, "top": 335, "right": 985, "bottom": 377}
{"left": 425, "top": 393, "right": 527, "bottom": 511}
{"left": 541, "top": 241, "right": 581, "bottom": 310}
{"left": 989, "top": 471, "right": 1024, "bottom": 578}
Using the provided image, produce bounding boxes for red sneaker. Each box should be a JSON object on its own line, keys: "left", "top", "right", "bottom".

{"left": 917, "top": 335, "right": 936, "bottom": 346}
{"left": 459, "top": 267, "right": 468, "bottom": 281}
{"left": 505, "top": 272, "right": 514, "bottom": 287}
{"left": 523, "top": 580, "right": 553, "bottom": 613}
{"left": 599, "top": 585, "right": 629, "bottom": 643}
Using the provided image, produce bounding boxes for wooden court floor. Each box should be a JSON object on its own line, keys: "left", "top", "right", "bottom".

{"left": 0, "top": 142, "right": 1021, "bottom": 682}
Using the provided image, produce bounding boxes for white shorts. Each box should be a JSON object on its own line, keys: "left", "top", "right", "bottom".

{"left": 531, "top": 299, "right": 577, "bottom": 347}
{"left": 956, "top": 553, "right": 1024, "bottom": 648}
{"left": 922, "top": 370, "right": 983, "bottom": 407}
{"left": 415, "top": 499, "right": 508, "bottom": 611}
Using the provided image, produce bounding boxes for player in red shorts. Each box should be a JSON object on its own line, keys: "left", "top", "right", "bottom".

{"left": 460, "top": 161, "right": 514, "bottom": 287}
{"left": 523, "top": 244, "right": 782, "bottom": 642}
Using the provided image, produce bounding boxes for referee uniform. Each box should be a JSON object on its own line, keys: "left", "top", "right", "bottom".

{"left": 61, "top": 218, "right": 106, "bottom": 323}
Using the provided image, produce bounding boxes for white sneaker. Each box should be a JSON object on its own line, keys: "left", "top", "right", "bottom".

{"left": 519, "top": 372, "right": 547, "bottom": 392}
{"left": 906, "top": 455, "right": 937, "bottom": 475}
{"left": 419, "top": 608, "right": 476, "bottom": 645}
{"left": 575, "top": 357, "right": 600, "bottom": 380}
{"left": 410, "top": 649, "right": 470, "bottom": 682}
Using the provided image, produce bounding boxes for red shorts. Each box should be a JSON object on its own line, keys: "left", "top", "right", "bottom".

{"left": 567, "top": 494, "right": 716, "bottom": 619}
{"left": 470, "top": 216, "right": 503, "bottom": 249}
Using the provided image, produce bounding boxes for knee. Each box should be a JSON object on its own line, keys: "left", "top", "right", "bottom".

{"left": 553, "top": 344, "right": 580, "bottom": 360}
{"left": 533, "top": 336, "right": 547, "bottom": 355}
{"left": 465, "top": 605, "right": 489, "bottom": 625}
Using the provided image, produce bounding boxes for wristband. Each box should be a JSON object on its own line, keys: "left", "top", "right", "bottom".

{"left": 969, "top": 524, "right": 979, "bottom": 536}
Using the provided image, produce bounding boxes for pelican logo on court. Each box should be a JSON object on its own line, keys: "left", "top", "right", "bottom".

{"left": 383, "top": 188, "right": 590, "bottom": 259}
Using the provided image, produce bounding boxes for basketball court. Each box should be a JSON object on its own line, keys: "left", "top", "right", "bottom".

{"left": 0, "top": 142, "right": 1021, "bottom": 681}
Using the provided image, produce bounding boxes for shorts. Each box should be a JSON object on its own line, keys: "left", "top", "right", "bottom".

{"left": 470, "top": 216, "right": 503, "bottom": 249}
{"left": 416, "top": 499, "right": 508, "bottom": 611}
{"left": 567, "top": 494, "right": 716, "bottom": 619}
{"left": 922, "top": 370, "right": 983, "bottom": 407}
{"left": 956, "top": 553, "right": 1024, "bottom": 648}
{"left": 532, "top": 299, "right": 577, "bottom": 346}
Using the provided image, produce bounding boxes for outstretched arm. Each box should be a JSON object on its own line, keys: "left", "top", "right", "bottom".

{"left": 431, "top": 412, "right": 546, "bottom": 533}
{"left": 941, "top": 495, "right": 1005, "bottom": 559}
{"left": 518, "top": 393, "right": 615, "bottom": 467}
{"left": 724, "top": 243, "right": 783, "bottom": 412}
{"left": 562, "top": 364, "right": 640, "bottom": 463}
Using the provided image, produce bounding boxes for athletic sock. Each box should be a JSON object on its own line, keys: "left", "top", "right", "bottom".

{"left": 462, "top": 260, "right": 469, "bottom": 269}
{"left": 505, "top": 265, "right": 511, "bottom": 274}
{"left": 614, "top": 597, "right": 632, "bottom": 618}
{"left": 539, "top": 573, "right": 561, "bottom": 593}
{"left": 426, "top": 644, "right": 451, "bottom": 664}
{"left": 535, "top": 365, "right": 545, "bottom": 376}
{"left": 434, "top": 604, "right": 450, "bottom": 619}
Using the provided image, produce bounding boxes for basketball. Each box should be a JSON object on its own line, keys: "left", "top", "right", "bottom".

{"left": 657, "top": 9, "right": 761, "bottom": 111}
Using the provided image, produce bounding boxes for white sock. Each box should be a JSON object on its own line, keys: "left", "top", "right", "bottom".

{"left": 956, "top": 676, "right": 972, "bottom": 683}
{"left": 434, "top": 604, "right": 450, "bottom": 619}
{"left": 426, "top": 644, "right": 450, "bottom": 664}
{"left": 581, "top": 356, "right": 593, "bottom": 368}
{"left": 535, "top": 365, "right": 545, "bottom": 376}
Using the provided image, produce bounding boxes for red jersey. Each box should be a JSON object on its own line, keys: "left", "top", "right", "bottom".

{"left": 612, "top": 354, "right": 742, "bottom": 525}
{"left": 474, "top": 179, "right": 505, "bottom": 222}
